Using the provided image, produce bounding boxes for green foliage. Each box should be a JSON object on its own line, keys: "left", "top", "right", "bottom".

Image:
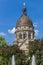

{"left": 0, "top": 36, "right": 7, "bottom": 47}
{"left": 29, "top": 39, "right": 39, "bottom": 56}
{"left": 28, "top": 39, "right": 43, "bottom": 65}
{"left": 0, "top": 38, "right": 43, "bottom": 65}
{"left": 0, "top": 44, "right": 27, "bottom": 65}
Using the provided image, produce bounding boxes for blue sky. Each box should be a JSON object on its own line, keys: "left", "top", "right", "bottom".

{"left": 0, "top": 0, "right": 43, "bottom": 45}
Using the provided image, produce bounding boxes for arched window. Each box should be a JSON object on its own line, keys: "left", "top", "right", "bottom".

{"left": 19, "top": 33, "right": 22, "bottom": 39}
{"left": 23, "top": 33, "right": 26, "bottom": 39}
{"left": 28, "top": 33, "right": 31, "bottom": 39}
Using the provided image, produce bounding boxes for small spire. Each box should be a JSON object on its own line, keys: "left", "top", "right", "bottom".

{"left": 22, "top": 2, "right": 27, "bottom": 15}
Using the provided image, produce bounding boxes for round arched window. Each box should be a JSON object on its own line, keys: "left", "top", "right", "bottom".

{"left": 28, "top": 32, "right": 31, "bottom": 39}
{"left": 23, "top": 33, "right": 26, "bottom": 39}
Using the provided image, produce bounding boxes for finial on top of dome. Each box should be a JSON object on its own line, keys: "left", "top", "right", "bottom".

{"left": 22, "top": 2, "right": 27, "bottom": 15}
{"left": 23, "top": 2, "right": 26, "bottom": 7}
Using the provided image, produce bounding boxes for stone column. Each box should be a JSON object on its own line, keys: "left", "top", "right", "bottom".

{"left": 26, "top": 32, "right": 28, "bottom": 39}
{"left": 17, "top": 33, "right": 19, "bottom": 39}
{"left": 22, "top": 32, "right": 23, "bottom": 39}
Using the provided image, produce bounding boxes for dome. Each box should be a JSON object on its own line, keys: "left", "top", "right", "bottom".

{"left": 16, "top": 7, "right": 33, "bottom": 28}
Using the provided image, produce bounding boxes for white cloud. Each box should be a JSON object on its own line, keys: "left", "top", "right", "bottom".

{"left": 33, "top": 22, "right": 38, "bottom": 28}
{"left": 8, "top": 27, "right": 15, "bottom": 34}
{"left": 0, "top": 32, "right": 6, "bottom": 36}
{"left": 35, "top": 30, "right": 39, "bottom": 36}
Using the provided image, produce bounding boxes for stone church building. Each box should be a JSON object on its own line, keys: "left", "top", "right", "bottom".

{"left": 14, "top": 6, "right": 34, "bottom": 53}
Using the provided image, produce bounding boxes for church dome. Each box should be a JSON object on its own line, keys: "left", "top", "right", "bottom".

{"left": 16, "top": 7, "right": 33, "bottom": 28}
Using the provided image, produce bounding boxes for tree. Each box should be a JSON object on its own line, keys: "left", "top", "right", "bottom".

{"left": 0, "top": 36, "right": 7, "bottom": 47}
{"left": 0, "top": 37, "right": 43, "bottom": 65}
{"left": 29, "top": 39, "right": 39, "bottom": 56}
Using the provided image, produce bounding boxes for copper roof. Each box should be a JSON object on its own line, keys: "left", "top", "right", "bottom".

{"left": 16, "top": 15, "right": 33, "bottom": 27}
{"left": 16, "top": 7, "right": 33, "bottom": 28}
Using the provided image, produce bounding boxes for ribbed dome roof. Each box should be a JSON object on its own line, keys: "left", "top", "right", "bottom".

{"left": 16, "top": 7, "right": 33, "bottom": 28}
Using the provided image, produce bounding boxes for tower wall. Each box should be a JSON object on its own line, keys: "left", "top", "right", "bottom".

{"left": 14, "top": 6, "right": 34, "bottom": 53}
